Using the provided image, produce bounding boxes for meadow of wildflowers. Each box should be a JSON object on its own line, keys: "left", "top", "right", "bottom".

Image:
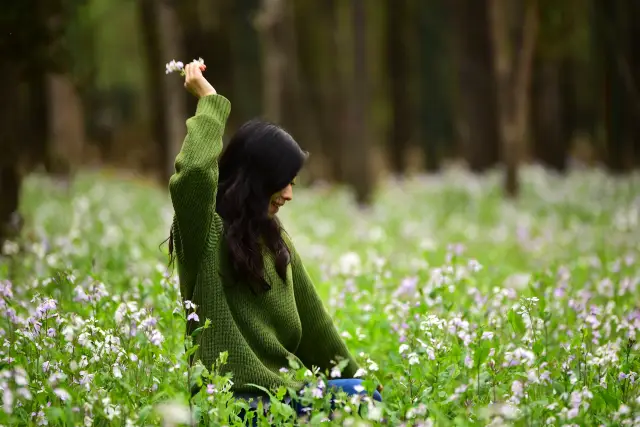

{"left": 1, "top": 166, "right": 639, "bottom": 426}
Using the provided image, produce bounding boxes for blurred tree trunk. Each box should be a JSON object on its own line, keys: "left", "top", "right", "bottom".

{"left": 0, "top": 165, "right": 22, "bottom": 252}
{"left": 619, "top": 0, "right": 640, "bottom": 169}
{"left": 0, "top": 65, "right": 24, "bottom": 250}
{"left": 256, "top": 0, "right": 321, "bottom": 178}
{"left": 345, "top": 0, "right": 374, "bottom": 205}
{"left": 531, "top": 58, "right": 569, "bottom": 172}
{"left": 230, "top": 0, "right": 262, "bottom": 120}
{"left": 594, "top": 0, "right": 624, "bottom": 172}
{"left": 533, "top": 0, "right": 584, "bottom": 170}
{"left": 559, "top": 59, "right": 578, "bottom": 163}
{"left": 386, "top": 0, "right": 413, "bottom": 176}
{"left": 256, "top": 0, "right": 285, "bottom": 122}
{"left": 178, "top": 0, "right": 234, "bottom": 125}
{"left": 46, "top": 73, "right": 84, "bottom": 183}
{"left": 629, "top": 0, "right": 640, "bottom": 167}
{"left": 140, "top": 0, "right": 186, "bottom": 184}
{"left": 277, "top": 1, "right": 323, "bottom": 182}
{"left": 25, "top": 68, "right": 51, "bottom": 173}
{"left": 0, "top": 0, "right": 69, "bottom": 249}
{"left": 307, "top": 0, "right": 348, "bottom": 182}
{"left": 418, "top": 0, "right": 452, "bottom": 172}
{"left": 593, "top": 0, "right": 640, "bottom": 172}
{"left": 325, "top": 1, "right": 349, "bottom": 182}
{"left": 450, "top": 0, "right": 501, "bottom": 172}
{"left": 489, "top": 0, "right": 539, "bottom": 198}
{"left": 292, "top": 0, "right": 345, "bottom": 182}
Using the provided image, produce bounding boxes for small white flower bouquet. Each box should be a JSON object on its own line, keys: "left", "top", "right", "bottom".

{"left": 165, "top": 57, "right": 206, "bottom": 76}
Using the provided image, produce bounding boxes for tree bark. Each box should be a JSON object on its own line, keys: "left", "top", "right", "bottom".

{"left": 278, "top": 1, "right": 325, "bottom": 182}
{"left": 139, "top": 0, "right": 186, "bottom": 184}
{"left": 489, "top": 0, "right": 539, "bottom": 197}
{"left": 177, "top": 0, "right": 234, "bottom": 125}
{"left": 532, "top": 58, "right": 568, "bottom": 171}
{"left": 255, "top": 0, "right": 286, "bottom": 123}
{"left": 386, "top": 0, "right": 413, "bottom": 176}
{"left": 346, "top": 0, "right": 374, "bottom": 206}
{"left": 24, "top": 68, "right": 50, "bottom": 173}
{"left": 0, "top": 64, "right": 24, "bottom": 250}
{"left": 629, "top": 0, "right": 640, "bottom": 167}
{"left": 326, "top": 1, "right": 349, "bottom": 182}
{"left": 46, "top": 73, "right": 84, "bottom": 182}
{"left": 291, "top": 0, "right": 347, "bottom": 182}
{"left": 0, "top": 0, "right": 68, "bottom": 248}
{"left": 592, "top": 0, "right": 640, "bottom": 172}
{"left": 450, "top": 0, "right": 501, "bottom": 172}
{"left": 230, "top": 0, "right": 262, "bottom": 120}
{"left": 418, "top": 0, "right": 451, "bottom": 172}
{"left": 158, "top": 2, "right": 186, "bottom": 181}
{"left": 595, "top": 0, "right": 624, "bottom": 172}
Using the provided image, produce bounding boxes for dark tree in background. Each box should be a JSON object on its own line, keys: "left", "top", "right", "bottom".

{"left": 0, "top": 0, "right": 81, "bottom": 249}
{"left": 490, "top": 0, "right": 539, "bottom": 198}
{"left": 592, "top": 0, "right": 640, "bottom": 172}
{"left": 345, "top": 0, "right": 374, "bottom": 205}
{"left": 139, "top": 0, "right": 186, "bottom": 184}
{"left": 386, "top": 0, "right": 414, "bottom": 176}
{"left": 417, "top": 0, "right": 454, "bottom": 172}
{"left": 450, "top": 0, "right": 501, "bottom": 172}
{"left": 530, "top": 0, "right": 583, "bottom": 172}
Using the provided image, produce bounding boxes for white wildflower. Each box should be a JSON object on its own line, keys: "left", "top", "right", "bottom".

{"left": 54, "top": 388, "right": 71, "bottom": 402}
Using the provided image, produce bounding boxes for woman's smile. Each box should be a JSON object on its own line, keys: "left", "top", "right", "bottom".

{"left": 270, "top": 199, "right": 284, "bottom": 215}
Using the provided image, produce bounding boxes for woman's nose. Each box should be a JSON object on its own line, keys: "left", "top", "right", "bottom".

{"left": 281, "top": 184, "right": 293, "bottom": 201}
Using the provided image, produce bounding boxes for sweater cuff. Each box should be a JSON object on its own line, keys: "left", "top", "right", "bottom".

{"left": 196, "top": 94, "right": 231, "bottom": 121}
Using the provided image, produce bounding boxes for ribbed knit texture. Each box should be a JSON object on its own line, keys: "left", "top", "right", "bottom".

{"left": 169, "top": 94, "right": 360, "bottom": 394}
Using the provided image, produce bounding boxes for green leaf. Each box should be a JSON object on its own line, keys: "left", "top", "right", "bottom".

{"left": 185, "top": 344, "right": 200, "bottom": 358}
{"left": 474, "top": 340, "right": 491, "bottom": 368}
{"left": 508, "top": 308, "right": 526, "bottom": 335}
{"left": 138, "top": 405, "right": 154, "bottom": 422}
{"left": 591, "top": 393, "right": 605, "bottom": 412}
{"left": 310, "top": 412, "right": 329, "bottom": 424}
{"left": 150, "top": 390, "right": 169, "bottom": 404}
{"left": 596, "top": 388, "right": 619, "bottom": 408}
{"left": 275, "top": 386, "right": 288, "bottom": 401}
{"left": 533, "top": 340, "right": 544, "bottom": 356}
{"left": 288, "top": 357, "right": 301, "bottom": 371}
{"left": 538, "top": 298, "right": 547, "bottom": 317}
{"left": 45, "top": 407, "right": 65, "bottom": 423}
{"left": 190, "top": 363, "right": 207, "bottom": 390}
{"left": 189, "top": 319, "right": 212, "bottom": 339}
{"left": 191, "top": 326, "right": 206, "bottom": 339}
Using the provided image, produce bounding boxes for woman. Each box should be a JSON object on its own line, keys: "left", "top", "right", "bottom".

{"left": 167, "top": 62, "right": 381, "bottom": 416}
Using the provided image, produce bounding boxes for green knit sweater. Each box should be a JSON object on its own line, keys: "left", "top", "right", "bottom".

{"left": 169, "top": 94, "right": 360, "bottom": 394}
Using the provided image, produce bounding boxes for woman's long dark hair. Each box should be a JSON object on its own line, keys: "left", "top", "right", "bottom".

{"left": 166, "top": 119, "right": 307, "bottom": 294}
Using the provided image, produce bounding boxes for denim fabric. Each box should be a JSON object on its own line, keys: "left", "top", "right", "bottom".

{"left": 234, "top": 378, "right": 382, "bottom": 425}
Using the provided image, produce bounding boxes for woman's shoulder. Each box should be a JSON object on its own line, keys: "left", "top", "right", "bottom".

{"left": 278, "top": 229, "right": 302, "bottom": 270}
{"left": 281, "top": 228, "right": 297, "bottom": 256}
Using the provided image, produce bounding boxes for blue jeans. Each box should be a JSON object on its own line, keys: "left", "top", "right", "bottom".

{"left": 235, "top": 378, "right": 382, "bottom": 425}
{"left": 324, "top": 379, "right": 383, "bottom": 402}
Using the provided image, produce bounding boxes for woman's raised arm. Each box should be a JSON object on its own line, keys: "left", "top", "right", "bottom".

{"left": 169, "top": 63, "right": 231, "bottom": 272}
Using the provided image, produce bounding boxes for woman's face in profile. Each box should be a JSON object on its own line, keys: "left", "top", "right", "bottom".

{"left": 269, "top": 178, "right": 296, "bottom": 216}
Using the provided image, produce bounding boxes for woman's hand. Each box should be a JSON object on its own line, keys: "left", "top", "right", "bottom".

{"left": 184, "top": 61, "right": 216, "bottom": 99}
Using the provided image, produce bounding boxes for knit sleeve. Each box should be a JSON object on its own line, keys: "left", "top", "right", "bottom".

{"left": 288, "top": 241, "right": 360, "bottom": 378}
{"left": 169, "top": 94, "right": 231, "bottom": 276}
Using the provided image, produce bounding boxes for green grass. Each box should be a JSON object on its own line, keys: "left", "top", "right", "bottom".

{"left": 1, "top": 166, "right": 639, "bottom": 426}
